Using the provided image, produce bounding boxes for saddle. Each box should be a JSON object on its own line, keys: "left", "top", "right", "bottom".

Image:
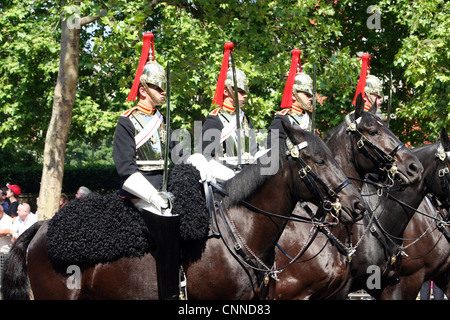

{"left": 46, "top": 164, "right": 210, "bottom": 272}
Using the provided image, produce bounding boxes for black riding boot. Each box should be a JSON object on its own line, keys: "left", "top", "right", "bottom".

{"left": 142, "top": 210, "right": 181, "bottom": 300}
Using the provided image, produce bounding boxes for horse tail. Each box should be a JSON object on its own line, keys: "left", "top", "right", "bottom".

{"left": 1, "top": 220, "right": 44, "bottom": 300}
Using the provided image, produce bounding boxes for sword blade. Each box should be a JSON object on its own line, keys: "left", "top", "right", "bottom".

{"left": 229, "top": 50, "right": 242, "bottom": 168}
{"left": 312, "top": 63, "right": 317, "bottom": 134}
{"left": 162, "top": 60, "right": 171, "bottom": 192}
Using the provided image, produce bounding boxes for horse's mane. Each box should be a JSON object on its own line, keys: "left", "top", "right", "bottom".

{"left": 223, "top": 130, "right": 324, "bottom": 207}
{"left": 223, "top": 142, "right": 287, "bottom": 207}
{"left": 324, "top": 121, "right": 345, "bottom": 143}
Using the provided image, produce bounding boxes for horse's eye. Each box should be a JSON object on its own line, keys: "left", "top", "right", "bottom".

{"left": 315, "top": 159, "right": 325, "bottom": 165}
{"left": 369, "top": 129, "right": 379, "bottom": 136}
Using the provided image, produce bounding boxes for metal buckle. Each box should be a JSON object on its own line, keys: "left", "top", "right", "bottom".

{"left": 439, "top": 167, "right": 449, "bottom": 177}
{"left": 348, "top": 122, "right": 357, "bottom": 132}
{"left": 299, "top": 165, "right": 311, "bottom": 179}
{"left": 357, "top": 136, "right": 366, "bottom": 149}
{"left": 389, "top": 164, "right": 398, "bottom": 176}
{"left": 332, "top": 198, "right": 342, "bottom": 213}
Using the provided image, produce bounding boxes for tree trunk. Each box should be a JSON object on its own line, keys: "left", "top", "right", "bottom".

{"left": 38, "top": 18, "right": 80, "bottom": 220}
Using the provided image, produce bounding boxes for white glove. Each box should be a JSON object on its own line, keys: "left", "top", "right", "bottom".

{"left": 122, "top": 172, "right": 168, "bottom": 209}
{"left": 186, "top": 153, "right": 213, "bottom": 182}
{"left": 254, "top": 148, "right": 270, "bottom": 160}
{"left": 207, "top": 159, "right": 235, "bottom": 182}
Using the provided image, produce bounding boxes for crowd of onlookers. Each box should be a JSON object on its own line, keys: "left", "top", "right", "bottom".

{"left": 0, "top": 183, "right": 91, "bottom": 255}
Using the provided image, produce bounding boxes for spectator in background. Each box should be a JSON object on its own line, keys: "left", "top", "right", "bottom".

{"left": 60, "top": 193, "right": 69, "bottom": 208}
{"left": 0, "top": 187, "right": 9, "bottom": 215}
{"left": 0, "top": 205, "right": 13, "bottom": 254}
{"left": 6, "top": 184, "right": 21, "bottom": 217}
{"left": 10, "top": 202, "right": 37, "bottom": 242}
{"left": 75, "top": 186, "right": 90, "bottom": 199}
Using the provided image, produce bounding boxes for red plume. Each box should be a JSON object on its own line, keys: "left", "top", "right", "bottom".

{"left": 280, "top": 48, "right": 301, "bottom": 109}
{"left": 212, "top": 42, "right": 234, "bottom": 107}
{"left": 352, "top": 53, "right": 371, "bottom": 106}
{"left": 127, "top": 32, "right": 155, "bottom": 102}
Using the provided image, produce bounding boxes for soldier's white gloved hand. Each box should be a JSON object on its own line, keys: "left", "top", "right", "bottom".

{"left": 149, "top": 191, "right": 169, "bottom": 209}
{"left": 207, "top": 159, "right": 235, "bottom": 182}
{"left": 186, "top": 153, "right": 213, "bottom": 182}
{"left": 122, "top": 172, "right": 168, "bottom": 209}
{"left": 254, "top": 148, "right": 270, "bottom": 160}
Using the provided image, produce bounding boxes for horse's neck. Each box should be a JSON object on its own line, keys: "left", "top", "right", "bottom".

{"left": 327, "top": 130, "right": 364, "bottom": 192}
{"left": 230, "top": 165, "right": 295, "bottom": 258}
{"left": 377, "top": 146, "right": 436, "bottom": 238}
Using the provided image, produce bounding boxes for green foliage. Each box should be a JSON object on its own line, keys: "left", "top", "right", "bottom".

{"left": 0, "top": 163, "right": 120, "bottom": 194}
{"left": 0, "top": 0, "right": 448, "bottom": 171}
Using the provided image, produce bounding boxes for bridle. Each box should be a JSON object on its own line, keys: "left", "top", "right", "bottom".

{"left": 206, "top": 136, "right": 355, "bottom": 290}
{"left": 345, "top": 113, "right": 405, "bottom": 179}
{"left": 428, "top": 143, "right": 450, "bottom": 211}
{"left": 285, "top": 138, "right": 352, "bottom": 220}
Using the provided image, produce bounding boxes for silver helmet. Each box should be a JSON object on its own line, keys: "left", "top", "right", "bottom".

{"left": 364, "top": 75, "right": 383, "bottom": 99}
{"left": 293, "top": 72, "right": 313, "bottom": 96}
{"left": 225, "top": 67, "right": 249, "bottom": 93}
{"left": 140, "top": 48, "right": 166, "bottom": 92}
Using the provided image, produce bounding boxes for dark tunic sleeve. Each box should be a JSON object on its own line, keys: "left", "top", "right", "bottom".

{"left": 201, "top": 115, "right": 223, "bottom": 161}
{"left": 113, "top": 116, "right": 139, "bottom": 180}
{"left": 267, "top": 114, "right": 290, "bottom": 149}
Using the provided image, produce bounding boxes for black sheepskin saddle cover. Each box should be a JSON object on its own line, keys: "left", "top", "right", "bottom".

{"left": 46, "top": 164, "right": 209, "bottom": 271}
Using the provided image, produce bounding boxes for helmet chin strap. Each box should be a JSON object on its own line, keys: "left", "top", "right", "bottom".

{"left": 293, "top": 90, "right": 312, "bottom": 112}
{"left": 365, "top": 90, "right": 374, "bottom": 104}
{"left": 141, "top": 81, "right": 164, "bottom": 105}
{"left": 225, "top": 83, "right": 237, "bottom": 107}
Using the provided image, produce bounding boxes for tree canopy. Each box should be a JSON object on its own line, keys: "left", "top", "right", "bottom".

{"left": 1, "top": 0, "right": 448, "bottom": 165}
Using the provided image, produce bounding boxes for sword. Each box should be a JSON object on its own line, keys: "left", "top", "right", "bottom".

{"left": 162, "top": 60, "right": 171, "bottom": 192}
{"left": 386, "top": 70, "right": 392, "bottom": 128}
{"left": 229, "top": 50, "right": 242, "bottom": 168}
{"left": 311, "top": 63, "right": 317, "bottom": 134}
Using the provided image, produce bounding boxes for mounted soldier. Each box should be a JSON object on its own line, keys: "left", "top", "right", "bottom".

{"left": 201, "top": 42, "right": 258, "bottom": 176}
{"left": 113, "top": 32, "right": 204, "bottom": 300}
{"left": 267, "top": 48, "right": 315, "bottom": 151}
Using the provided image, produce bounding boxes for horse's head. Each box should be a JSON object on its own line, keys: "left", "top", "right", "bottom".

{"left": 283, "top": 122, "right": 365, "bottom": 224}
{"left": 344, "top": 93, "right": 423, "bottom": 187}
{"left": 417, "top": 128, "right": 450, "bottom": 205}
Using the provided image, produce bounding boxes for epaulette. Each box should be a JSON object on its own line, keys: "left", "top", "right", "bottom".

{"left": 120, "top": 107, "right": 138, "bottom": 117}
{"left": 209, "top": 107, "right": 221, "bottom": 116}
{"left": 276, "top": 109, "right": 290, "bottom": 116}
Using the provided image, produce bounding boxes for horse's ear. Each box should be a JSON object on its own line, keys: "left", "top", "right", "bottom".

{"left": 282, "top": 121, "right": 294, "bottom": 140}
{"left": 368, "top": 98, "right": 378, "bottom": 114}
{"left": 440, "top": 128, "right": 450, "bottom": 151}
{"left": 354, "top": 93, "right": 364, "bottom": 119}
{"left": 282, "top": 120, "right": 303, "bottom": 144}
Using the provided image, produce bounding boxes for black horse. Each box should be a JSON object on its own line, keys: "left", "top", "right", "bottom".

{"left": 1, "top": 124, "right": 364, "bottom": 299}
{"left": 385, "top": 128, "right": 450, "bottom": 299}
{"left": 270, "top": 94, "right": 423, "bottom": 299}
{"left": 328, "top": 123, "right": 434, "bottom": 299}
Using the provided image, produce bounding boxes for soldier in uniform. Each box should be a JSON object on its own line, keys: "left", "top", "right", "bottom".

{"left": 114, "top": 32, "right": 174, "bottom": 215}
{"left": 113, "top": 32, "right": 208, "bottom": 300}
{"left": 201, "top": 42, "right": 258, "bottom": 177}
{"left": 267, "top": 48, "right": 314, "bottom": 151}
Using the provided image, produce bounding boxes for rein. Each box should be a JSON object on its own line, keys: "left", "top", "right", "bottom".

{"left": 345, "top": 113, "right": 404, "bottom": 179}
{"left": 204, "top": 138, "right": 354, "bottom": 288}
